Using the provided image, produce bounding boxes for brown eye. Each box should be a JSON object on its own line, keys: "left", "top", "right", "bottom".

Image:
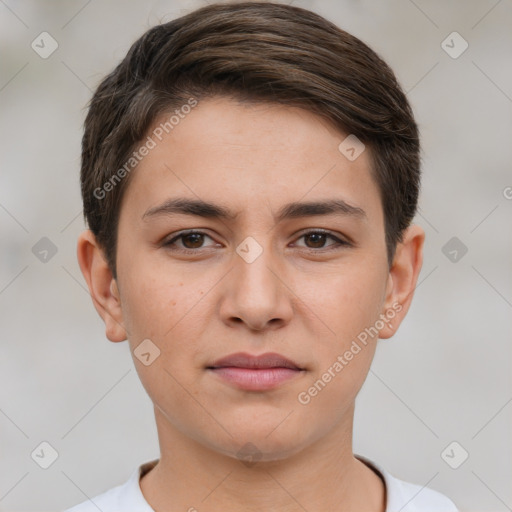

{"left": 304, "top": 232, "right": 328, "bottom": 248}
{"left": 294, "top": 230, "right": 349, "bottom": 251}
{"left": 163, "top": 231, "right": 217, "bottom": 253}
{"left": 181, "top": 233, "right": 205, "bottom": 249}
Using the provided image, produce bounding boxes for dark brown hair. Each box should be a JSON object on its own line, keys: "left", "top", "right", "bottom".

{"left": 81, "top": 1, "right": 420, "bottom": 279}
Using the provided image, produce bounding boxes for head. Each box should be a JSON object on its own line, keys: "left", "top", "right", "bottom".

{"left": 78, "top": 2, "right": 424, "bottom": 462}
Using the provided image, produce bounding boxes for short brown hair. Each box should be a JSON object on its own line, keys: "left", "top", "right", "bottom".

{"left": 81, "top": 1, "right": 420, "bottom": 279}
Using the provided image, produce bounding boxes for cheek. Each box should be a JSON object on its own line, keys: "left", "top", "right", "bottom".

{"left": 294, "top": 262, "right": 386, "bottom": 403}
{"left": 298, "top": 262, "right": 387, "bottom": 343}
{"left": 120, "top": 271, "right": 208, "bottom": 419}
{"left": 120, "top": 263, "right": 202, "bottom": 341}
{"left": 120, "top": 266, "right": 215, "bottom": 395}
{"left": 296, "top": 315, "right": 379, "bottom": 422}
{"left": 296, "top": 346, "right": 376, "bottom": 437}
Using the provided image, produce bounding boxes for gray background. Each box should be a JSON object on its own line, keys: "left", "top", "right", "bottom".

{"left": 1, "top": 0, "right": 511, "bottom": 510}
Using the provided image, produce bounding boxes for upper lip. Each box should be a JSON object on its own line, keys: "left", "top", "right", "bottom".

{"left": 208, "top": 352, "right": 302, "bottom": 370}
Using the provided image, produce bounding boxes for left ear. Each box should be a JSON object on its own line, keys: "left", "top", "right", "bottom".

{"left": 378, "top": 224, "right": 425, "bottom": 339}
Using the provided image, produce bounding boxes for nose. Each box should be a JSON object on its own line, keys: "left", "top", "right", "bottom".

{"left": 219, "top": 239, "right": 294, "bottom": 332}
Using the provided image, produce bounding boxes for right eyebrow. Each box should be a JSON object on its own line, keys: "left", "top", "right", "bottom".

{"left": 142, "top": 197, "right": 239, "bottom": 221}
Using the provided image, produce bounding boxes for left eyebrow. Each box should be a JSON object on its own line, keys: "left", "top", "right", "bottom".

{"left": 141, "top": 197, "right": 367, "bottom": 222}
{"left": 274, "top": 199, "right": 366, "bottom": 222}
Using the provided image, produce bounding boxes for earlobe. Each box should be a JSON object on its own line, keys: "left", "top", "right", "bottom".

{"left": 378, "top": 224, "right": 425, "bottom": 340}
{"left": 76, "top": 230, "right": 128, "bottom": 342}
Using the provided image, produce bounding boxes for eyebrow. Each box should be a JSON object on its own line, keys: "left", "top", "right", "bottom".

{"left": 141, "top": 197, "right": 367, "bottom": 223}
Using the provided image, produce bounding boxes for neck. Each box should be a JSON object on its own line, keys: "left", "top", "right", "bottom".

{"left": 140, "top": 405, "right": 386, "bottom": 512}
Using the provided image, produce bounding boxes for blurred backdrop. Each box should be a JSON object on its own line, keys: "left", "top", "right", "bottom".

{"left": 0, "top": 1, "right": 511, "bottom": 510}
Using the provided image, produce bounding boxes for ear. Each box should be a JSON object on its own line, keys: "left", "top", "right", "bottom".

{"left": 378, "top": 224, "right": 425, "bottom": 339}
{"left": 76, "top": 229, "right": 127, "bottom": 342}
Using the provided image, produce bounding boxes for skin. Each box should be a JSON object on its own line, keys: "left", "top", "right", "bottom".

{"left": 77, "top": 96, "right": 424, "bottom": 512}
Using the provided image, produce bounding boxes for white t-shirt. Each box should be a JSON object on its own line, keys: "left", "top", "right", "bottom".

{"left": 64, "top": 456, "right": 458, "bottom": 512}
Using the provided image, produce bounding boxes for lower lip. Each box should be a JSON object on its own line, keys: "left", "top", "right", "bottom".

{"left": 208, "top": 367, "right": 302, "bottom": 391}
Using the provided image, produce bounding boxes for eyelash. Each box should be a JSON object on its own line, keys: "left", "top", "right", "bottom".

{"left": 162, "top": 229, "right": 350, "bottom": 255}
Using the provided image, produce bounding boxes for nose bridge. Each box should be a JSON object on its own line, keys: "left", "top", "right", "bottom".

{"left": 234, "top": 234, "right": 280, "bottom": 300}
{"left": 221, "top": 233, "right": 292, "bottom": 330}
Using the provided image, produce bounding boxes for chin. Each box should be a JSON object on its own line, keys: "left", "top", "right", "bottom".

{"left": 211, "top": 424, "right": 310, "bottom": 464}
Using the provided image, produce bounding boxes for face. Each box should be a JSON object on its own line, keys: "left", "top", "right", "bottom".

{"left": 87, "top": 96, "right": 413, "bottom": 462}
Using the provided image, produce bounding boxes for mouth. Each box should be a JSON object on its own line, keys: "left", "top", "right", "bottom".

{"left": 206, "top": 352, "right": 305, "bottom": 391}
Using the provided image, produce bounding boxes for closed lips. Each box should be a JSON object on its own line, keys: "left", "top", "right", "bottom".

{"left": 207, "top": 352, "right": 303, "bottom": 370}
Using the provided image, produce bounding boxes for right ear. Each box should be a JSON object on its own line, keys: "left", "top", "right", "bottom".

{"left": 76, "top": 229, "right": 128, "bottom": 342}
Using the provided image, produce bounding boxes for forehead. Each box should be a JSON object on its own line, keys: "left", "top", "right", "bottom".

{"left": 119, "top": 96, "right": 383, "bottom": 225}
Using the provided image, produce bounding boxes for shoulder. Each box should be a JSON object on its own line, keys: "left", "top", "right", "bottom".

{"left": 384, "top": 473, "right": 459, "bottom": 512}
{"left": 63, "top": 460, "right": 157, "bottom": 512}
{"left": 63, "top": 481, "right": 126, "bottom": 512}
{"left": 356, "top": 455, "right": 459, "bottom": 512}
